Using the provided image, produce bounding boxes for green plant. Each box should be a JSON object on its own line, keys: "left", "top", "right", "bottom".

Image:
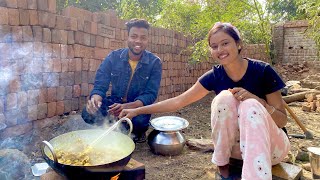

{"left": 297, "top": 0, "right": 320, "bottom": 57}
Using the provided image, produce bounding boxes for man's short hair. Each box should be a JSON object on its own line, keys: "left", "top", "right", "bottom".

{"left": 126, "top": 18, "right": 150, "bottom": 34}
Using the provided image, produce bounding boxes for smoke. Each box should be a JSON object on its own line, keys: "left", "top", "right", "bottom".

{"left": 0, "top": 67, "right": 12, "bottom": 83}
{"left": 0, "top": 123, "right": 6, "bottom": 130}
{"left": 0, "top": 27, "right": 128, "bottom": 179}
{"left": 0, "top": 32, "right": 57, "bottom": 127}
{"left": 0, "top": 149, "right": 33, "bottom": 180}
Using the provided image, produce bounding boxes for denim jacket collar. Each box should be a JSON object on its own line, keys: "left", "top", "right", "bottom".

{"left": 120, "top": 48, "right": 150, "bottom": 64}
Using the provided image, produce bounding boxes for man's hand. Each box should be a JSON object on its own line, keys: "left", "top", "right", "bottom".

{"left": 108, "top": 103, "right": 127, "bottom": 117}
{"left": 119, "top": 108, "right": 139, "bottom": 120}
{"left": 86, "top": 94, "right": 102, "bottom": 114}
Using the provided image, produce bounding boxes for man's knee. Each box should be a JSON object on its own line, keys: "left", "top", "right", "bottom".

{"left": 132, "top": 114, "right": 151, "bottom": 134}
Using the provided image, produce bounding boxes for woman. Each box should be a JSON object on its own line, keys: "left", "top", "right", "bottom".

{"left": 120, "top": 22, "right": 290, "bottom": 180}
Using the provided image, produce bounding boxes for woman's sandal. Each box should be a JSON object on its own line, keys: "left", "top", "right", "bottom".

{"left": 219, "top": 174, "right": 240, "bottom": 180}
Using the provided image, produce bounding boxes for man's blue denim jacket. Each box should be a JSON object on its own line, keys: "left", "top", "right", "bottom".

{"left": 90, "top": 48, "right": 162, "bottom": 106}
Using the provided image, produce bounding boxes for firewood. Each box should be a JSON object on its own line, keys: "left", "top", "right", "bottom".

{"left": 283, "top": 90, "right": 320, "bottom": 103}
{"left": 301, "top": 104, "right": 311, "bottom": 112}
{"left": 306, "top": 93, "right": 317, "bottom": 102}
{"left": 311, "top": 101, "right": 317, "bottom": 111}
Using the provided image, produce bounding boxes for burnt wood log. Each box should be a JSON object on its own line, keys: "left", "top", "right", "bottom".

{"left": 283, "top": 90, "right": 320, "bottom": 103}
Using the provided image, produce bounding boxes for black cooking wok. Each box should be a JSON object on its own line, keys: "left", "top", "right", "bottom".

{"left": 41, "top": 118, "right": 135, "bottom": 179}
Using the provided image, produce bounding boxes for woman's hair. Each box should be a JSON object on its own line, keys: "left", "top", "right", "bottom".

{"left": 126, "top": 18, "right": 150, "bottom": 34}
{"left": 207, "top": 22, "right": 242, "bottom": 53}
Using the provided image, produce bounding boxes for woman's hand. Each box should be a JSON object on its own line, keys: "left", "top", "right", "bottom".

{"left": 109, "top": 100, "right": 144, "bottom": 117}
{"left": 229, "top": 87, "right": 262, "bottom": 104}
{"left": 230, "top": 87, "right": 287, "bottom": 128}
{"left": 119, "top": 108, "right": 139, "bottom": 119}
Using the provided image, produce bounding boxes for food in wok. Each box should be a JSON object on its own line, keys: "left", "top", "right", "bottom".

{"left": 41, "top": 118, "right": 135, "bottom": 179}
{"left": 47, "top": 138, "right": 125, "bottom": 166}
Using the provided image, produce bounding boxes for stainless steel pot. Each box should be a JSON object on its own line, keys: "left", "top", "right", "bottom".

{"left": 147, "top": 116, "right": 189, "bottom": 156}
{"left": 41, "top": 118, "right": 134, "bottom": 179}
{"left": 308, "top": 147, "right": 320, "bottom": 179}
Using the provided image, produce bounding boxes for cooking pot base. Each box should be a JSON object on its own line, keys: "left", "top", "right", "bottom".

{"left": 41, "top": 158, "right": 145, "bottom": 180}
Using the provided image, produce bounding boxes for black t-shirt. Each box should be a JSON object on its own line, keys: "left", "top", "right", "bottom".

{"left": 199, "top": 58, "right": 285, "bottom": 99}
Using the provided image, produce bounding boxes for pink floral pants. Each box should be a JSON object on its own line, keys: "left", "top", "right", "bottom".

{"left": 211, "top": 90, "right": 290, "bottom": 180}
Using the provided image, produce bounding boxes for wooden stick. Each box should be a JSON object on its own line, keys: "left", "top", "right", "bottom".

{"left": 283, "top": 90, "right": 320, "bottom": 103}
{"left": 283, "top": 100, "right": 307, "bottom": 133}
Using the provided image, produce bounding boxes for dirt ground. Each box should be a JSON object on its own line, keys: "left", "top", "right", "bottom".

{"left": 28, "top": 92, "right": 319, "bottom": 180}
{"left": 132, "top": 61, "right": 319, "bottom": 179}
{"left": 137, "top": 93, "right": 320, "bottom": 180}
{"left": 1, "top": 61, "right": 319, "bottom": 180}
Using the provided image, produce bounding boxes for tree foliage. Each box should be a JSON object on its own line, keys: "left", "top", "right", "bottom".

{"left": 265, "top": 0, "right": 306, "bottom": 22}
{"left": 117, "top": 0, "right": 165, "bottom": 24}
{"left": 152, "top": 0, "right": 273, "bottom": 62}
{"left": 297, "top": 0, "right": 320, "bottom": 54}
{"left": 57, "top": 0, "right": 119, "bottom": 12}
{"left": 56, "top": 0, "right": 317, "bottom": 61}
{"left": 56, "top": 0, "right": 164, "bottom": 24}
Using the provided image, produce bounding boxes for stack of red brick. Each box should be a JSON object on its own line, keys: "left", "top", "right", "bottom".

{"left": 302, "top": 93, "right": 320, "bottom": 113}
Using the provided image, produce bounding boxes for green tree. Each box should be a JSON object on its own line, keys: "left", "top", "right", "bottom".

{"left": 56, "top": 0, "right": 291, "bottom": 63}
{"left": 153, "top": 0, "right": 272, "bottom": 62}
{"left": 56, "top": 0, "right": 120, "bottom": 12}
{"left": 297, "top": 0, "right": 320, "bottom": 55}
{"left": 266, "top": 0, "right": 306, "bottom": 22}
{"left": 56, "top": 0, "right": 164, "bottom": 24}
{"left": 117, "top": 0, "right": 165, "bottom": 24}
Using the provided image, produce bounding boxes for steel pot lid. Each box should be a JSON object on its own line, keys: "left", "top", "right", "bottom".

{"left": 308, "top": 147, "right": 320, "bottom": 156}
{"left": 150, "top": 116, "right": 189, "bottom": 131}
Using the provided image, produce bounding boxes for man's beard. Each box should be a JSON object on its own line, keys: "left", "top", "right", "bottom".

{"left": 129, "top": 46, "right": 143, "bottom": 56}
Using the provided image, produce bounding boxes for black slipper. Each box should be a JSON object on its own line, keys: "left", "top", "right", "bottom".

{"left": 219, "top": 173, "right": 240, "bottom": 180}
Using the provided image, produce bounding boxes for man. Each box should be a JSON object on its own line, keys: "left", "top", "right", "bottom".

{"left": 82, "top": 18, "right": 162, "bottom": 143}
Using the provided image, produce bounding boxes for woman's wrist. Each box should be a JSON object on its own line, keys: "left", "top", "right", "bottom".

{"left": 265, "top": 103, "right": 276, "bottom": 115}
{"left": 260, "top": 98, "right": 276, "bottom": 115}
{"left": 135, "top": 107, "right": 142, "bottom": 115}
{"left": 267, "top": 106, "right": 276, "bottom": 115}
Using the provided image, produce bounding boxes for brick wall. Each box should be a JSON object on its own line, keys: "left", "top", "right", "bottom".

{"left": 241, "top": 44, "right": 270, "bottom": 62}
{"left": 0, "top": 0, "right": 269, "bottom": 137}
{"left": 273, "top": 20, "right": 319, "bottom": 64}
